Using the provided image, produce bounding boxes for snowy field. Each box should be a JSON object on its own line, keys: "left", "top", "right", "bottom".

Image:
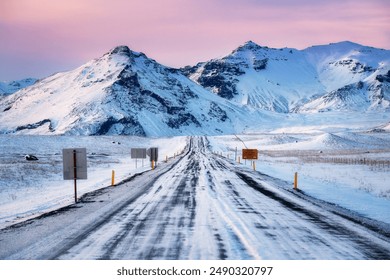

{"left": 208, "top": 132, "right": 390, "bottom": 224}
{"left": 0, "top": 131, "right": 389, "bottom": 231}
{"left": 0, "top": 135, "right": 187, "bottom": 229}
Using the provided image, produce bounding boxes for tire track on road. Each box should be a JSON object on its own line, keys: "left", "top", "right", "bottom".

{"left": 53, "top": 140, "right": 194, "bottom": 259}
{"left": 234, "top": 167, "right": 390, "bottom": 259}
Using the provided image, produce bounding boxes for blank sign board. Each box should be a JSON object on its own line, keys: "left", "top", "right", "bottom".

{"left": 62, "top": 148, "right": 88, "bottom": 180}
{"left": 131, "top": 148, "right": 147, "bottom": 159}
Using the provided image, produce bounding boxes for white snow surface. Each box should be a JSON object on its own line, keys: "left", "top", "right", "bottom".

{"left": 1, "top": 132, "right": 389, "bottom": 231}
{"left": 0, "top": 135, "right": 187, "bottom": 229}
{"left": 208, "top": 132, "right": 390, "bottom": 223}
{"left": 0, "top": 136, "right": 389, "bottom": 260}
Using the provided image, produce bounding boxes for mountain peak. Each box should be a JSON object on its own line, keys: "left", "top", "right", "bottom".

{"left": 304, "top": 41, "right": 369, "bottom": 54}
{"left": 330, "top": 41, "right": 363, "bottom": 47}
{"left": 109, "top": 45, "right": 132, "bottom": 56}
{"left": 236, "top": 40, "right": 262, "bottom": 51}
{"left": 243, "top": 40, "right": 260, "bottom": 47}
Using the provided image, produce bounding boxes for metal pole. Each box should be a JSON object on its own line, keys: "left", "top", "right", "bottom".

{"left": 73, "top": 150, "right": 77, "bottom": 203}
{"left": 234, "top": 134, "right": 248, "bottom": 149}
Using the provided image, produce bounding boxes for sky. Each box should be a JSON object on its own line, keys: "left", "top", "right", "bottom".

{"left": 1, "top": 0, "right": 389, "bottom": 81}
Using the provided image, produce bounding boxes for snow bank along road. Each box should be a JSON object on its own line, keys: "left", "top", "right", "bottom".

{"left": 1, "top": 136, "right": 389, "bottom": 260}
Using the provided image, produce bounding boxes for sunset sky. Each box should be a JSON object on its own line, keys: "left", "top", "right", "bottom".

{"left": 1, "top": 0, "right": 389, "bottom": 81}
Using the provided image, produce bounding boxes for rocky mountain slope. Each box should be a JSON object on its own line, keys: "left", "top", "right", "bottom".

{"left": 0, "top": 46, "right": 257, "bottom": 136}
{"left": 182, "top": 41, "right": 390, "bottom": 113}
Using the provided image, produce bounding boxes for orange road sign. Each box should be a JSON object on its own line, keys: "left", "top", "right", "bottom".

{"left": 242, "top": 149, "right": 258, "bottom": 160}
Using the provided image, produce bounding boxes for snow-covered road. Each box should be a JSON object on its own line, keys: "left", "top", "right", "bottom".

{"left": 1, "top": 136, "right": 389, "bottom": 260}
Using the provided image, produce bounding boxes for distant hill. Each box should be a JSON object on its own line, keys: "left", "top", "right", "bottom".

{"left": 0, "top": 78, "right": 37, "bottom": 97}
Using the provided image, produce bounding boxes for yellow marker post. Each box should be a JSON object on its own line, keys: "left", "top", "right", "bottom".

{"left": 294, "top": 172, "right": 298, "bottom": 190}
{"left": 111, "top": 170, "right": 115, "bottom": 186}
{"left": 152, "top": 160, "right": 155, "bottom": 170}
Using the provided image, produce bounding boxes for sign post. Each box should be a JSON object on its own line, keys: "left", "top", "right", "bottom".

{"left": 73, "top": 150, "right": 77, "bottom": 203}
{"left": 63, "top": 148, "right": 87, "bottom": 203}
{"left": 147, "top": 147, "right": 158, "bottom": 168}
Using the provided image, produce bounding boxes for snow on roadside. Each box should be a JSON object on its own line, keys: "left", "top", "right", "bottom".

{"left": 1, "top": 132, "right": 389, "bottom": 229}
{"left": 208, "top": 133, "right": 390, "bottom": 224}
{"left": 0, "top": 135, "right": 187, "bottom": 229}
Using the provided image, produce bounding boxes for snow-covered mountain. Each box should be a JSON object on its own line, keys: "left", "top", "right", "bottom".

{"left": 0, "top": 41, "right": 389, "bottom": 136}
{"left": 182, "top": 41, "right": 390, "bottom": 113}
{"left": 0, "top": 46, "right": 255, "bottom": 136}
{"left": 0, "top": 78, "right": 37, "bottom": 97}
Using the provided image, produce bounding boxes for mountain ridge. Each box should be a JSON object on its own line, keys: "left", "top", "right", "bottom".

{"left": 0, "top": 41, "right": 389, "bottom": 136}
{"left": 0, "top": 45, "right": 259, "bottom": 136}
{"left": 182, "top": 40, "right": 390, "bottom": 113}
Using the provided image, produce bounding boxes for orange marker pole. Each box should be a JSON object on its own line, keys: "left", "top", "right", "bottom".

{"left": 111, "top": 170, "right": 115, "bottom": 186}
{"left": 294, "top": 172, "right": 298, "bottom": 190}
